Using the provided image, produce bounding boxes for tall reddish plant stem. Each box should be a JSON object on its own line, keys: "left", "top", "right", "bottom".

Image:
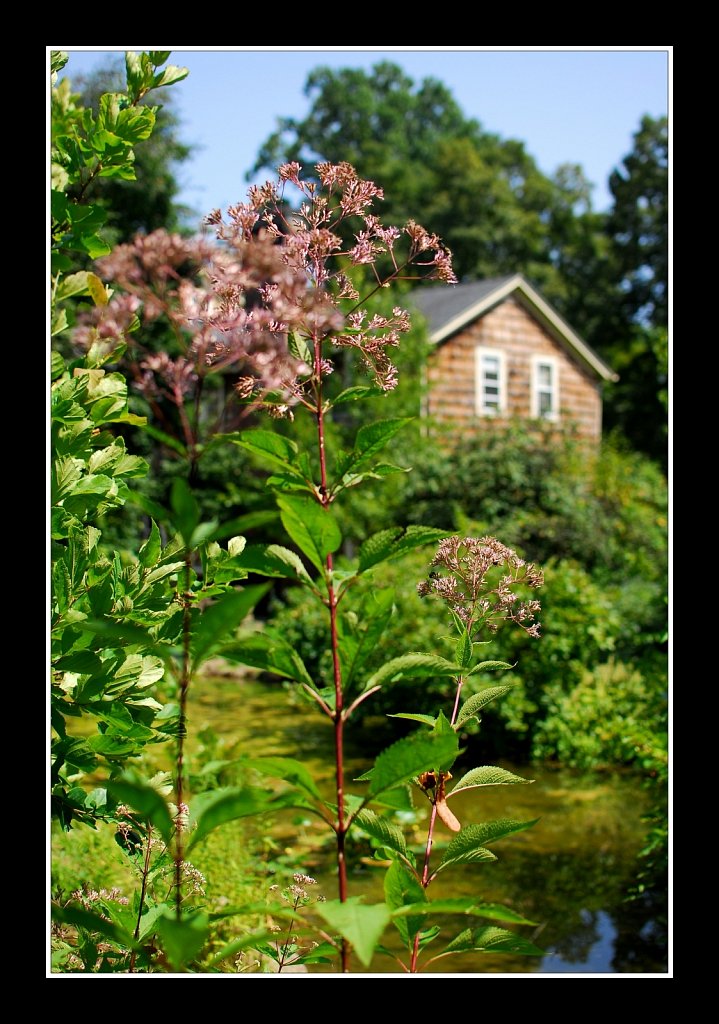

{"left": 314, "top": 335, "right": 350, "bottom": 973}
{"left": 174, "top": 551, "right": 193, "bottom": 921}
{"left": 409, "top": 674, "right": 465, "bottom": 973}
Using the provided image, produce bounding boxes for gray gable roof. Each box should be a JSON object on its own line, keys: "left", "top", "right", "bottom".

{"left": 412, "top": 273, "right": 617, "bottom": 382}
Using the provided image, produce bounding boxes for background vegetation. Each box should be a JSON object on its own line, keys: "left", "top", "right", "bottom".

{"left": 51, "top": 51, "right": 668, "bottom": 974}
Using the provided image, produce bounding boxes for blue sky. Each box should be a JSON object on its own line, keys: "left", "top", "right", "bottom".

{"left": 58, "top": 47, "right": 670, "bottom": 223}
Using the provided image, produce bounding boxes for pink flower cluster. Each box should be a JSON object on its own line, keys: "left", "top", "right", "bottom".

{"left": 417, "top": 536, "right": 544, "bottom": 637}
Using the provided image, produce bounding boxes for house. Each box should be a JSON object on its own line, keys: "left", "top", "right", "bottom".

{"left": 412, "top": 274, "right": 617, "bottom": 444}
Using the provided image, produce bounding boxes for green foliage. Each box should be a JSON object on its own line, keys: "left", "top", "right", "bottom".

{"left": 51, "top": 351, "right": 183, "bottom": 829}
{"left": 532, "top": 660, "right": 668, "bottom": 771}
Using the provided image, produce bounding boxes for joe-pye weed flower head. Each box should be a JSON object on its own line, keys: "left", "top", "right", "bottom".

{"left": 417, "top": 536, "right": 544, "bottom": 637}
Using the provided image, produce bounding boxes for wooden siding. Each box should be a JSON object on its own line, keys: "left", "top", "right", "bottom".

{"left": 426, "top": 296, "right": 602, "bottom": 442}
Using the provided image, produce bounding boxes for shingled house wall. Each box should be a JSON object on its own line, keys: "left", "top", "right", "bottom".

{"left": 425, "top": 295, "right": 603, "bottom": 443}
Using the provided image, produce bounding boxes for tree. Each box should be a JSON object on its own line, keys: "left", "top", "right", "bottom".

{"left": 607, "top": 115, "right": 668, "bottom": 330}
{"left": 252, "top": 62, "right": 594, "bottom": 299}
{"left": 63, "top": 57, "right": 193, "bottom": 243}
{"left": 594, "top": 117, "right": 668, "bottom": 464}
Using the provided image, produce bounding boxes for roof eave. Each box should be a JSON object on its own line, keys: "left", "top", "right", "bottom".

{"left": 429, "top": 274, "right": 618, "bottom": 383}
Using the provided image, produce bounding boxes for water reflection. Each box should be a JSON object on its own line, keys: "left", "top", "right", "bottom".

{"left": 189, "top": 677, "right": 668, "bottom": 974}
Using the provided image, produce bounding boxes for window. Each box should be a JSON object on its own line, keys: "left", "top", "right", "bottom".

{"left": 531, "top": 356, "right": 559, "bottom": 420}
{"left": 475, "top": 347, "right": 506, "bottom": 416}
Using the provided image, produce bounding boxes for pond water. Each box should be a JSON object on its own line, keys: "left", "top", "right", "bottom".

{"left": 188, "top": 674, "right": 668, "bottom": 975}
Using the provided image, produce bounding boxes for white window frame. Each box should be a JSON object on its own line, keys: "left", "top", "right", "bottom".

{"left": 475, "top": 347, "right": 506, "bottom": 417}
{"left": 531, "top": 355, "right": 560, "bottom": 421}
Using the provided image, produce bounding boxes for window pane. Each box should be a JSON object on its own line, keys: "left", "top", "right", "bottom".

{"left": 539, "top": 391, "right": 553, "bottom": 416}
{"left": 538, "top": 363, "right": 552, "bottom": 387}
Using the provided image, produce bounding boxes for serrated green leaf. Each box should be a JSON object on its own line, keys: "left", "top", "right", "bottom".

{"left": 233, "top": 543, "right": 314, "bottom": 585}
{"left": 277, "top": 494, "right": 341, "bottom": 574}
{"left": 436, "top": 819, "right": 538, "bottom": 873}
{"left": 244, "top": 756, "right": 323, "bottom": 801}
{"left": 449, "top": 766, "right": 533, "bottom": 795}
{"left": 455, "top": 685, "right": 514, "bottom": 726}
{"left": 232, "top": 430, "right": 301, "bottom": 474}
{"left": 191, "top": 585, "right": 269, "bottom": 668}
{"left": 468, "top": 660, "right": 514, "bottom": 676}
{"left": 331, "top": 385, "right": 383, "bottom": 405}
{"left": 367, "top": 723, "right": 458, "bottom": 799}
{"left": 314, "top": 898, "right": 390, "bottom": 968}
{"left": 391, "top": 899, "right": 537, "bottom": 926}
{"left": 221, "top": 631, "right": 315, "bottom": 687}
{"left": 106, "top": 776, "right": 174, "bottom": 842}
{"left": 353, "top": 809, "right": 412, "bottom": 864}
{"left": 438, "top": 925, "right": 544, "bottom": 958}
{"left": 387, "top": 713, "right": 437, "bottom": 726}
{"left": 384, "top": 860, "right": 426, "bottom": 947}
{"left": 358, "top": 525, "right": 452, "bottom": 573}
{"left": 455, "top": 632, "right": 473, "bottom": 670}
{"left": 366, "top": 653, "right": 461, "bottom": 690}
{"left": 336, "top": 418, "right": 412, "bottom": 482}
{"left": 187, "top": 786, "right": 311, "bottom": 849}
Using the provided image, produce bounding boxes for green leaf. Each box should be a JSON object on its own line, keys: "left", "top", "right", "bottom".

{"left": 170, "top": 478, "right": 199, "bottom": 545}
{"left": 221, "top": 631, "right": 315, "bottom": 687}
{"left": 449, "top": 766, "right": 533, "bottom": 795}
{"left": 391, "top": 900, "right": 537, "bottom": 926}
{"left": 336, "top": 418, "right": 412, "bottom": 481}
{"left": 438, "top": 926, "right": 544, "bottom": 958}
{"left": 156, "top": 912, "right": 209, "bottom": 970}
{"left": 367, "top": 722, "right": 458, "bottom": 799}
{"left": 455, "top": 685, "right": 514, "bottom": 727}
{"left": 191, "top": 585, "right": 269, "bottom": 668}
{"left": 51, "top": 350, "right": 65, "bottom": 380}
{"left": 331, "top": 385, "right": 383, "bottom": 405}
{"left": 51, "top": 903, "right": 138, "bottom": 949}
{"left": 106, "top": 777, "right": 174, "bottom": 842}
{"left": 187, "top": 786, "right": 305, "bottom": 850}
{"left": 358, "top": 525, "right": 452, "bottom": 573}
{"left": 366, "top": 653, "right": 462, "bottom": 690}
{"left": 138, "top": 520, "right": 162, "bottom": 569}
{"left": 55, "top": 271, "right": 92, "bottom": 301}
{"left": 468, "top": 660, "right": 514, "bottom": 675}
{"left": 51, "top": 51, "right": 68, "bottom": 75}
{"left": 287, "top": 331, "right": 313, "bottom": 365}
{"left": 244, "top": 756, "right": 323, "bottom": 802}
{"left": 387, "top": 713, "right": 437, "bottom": 727}
{"left": 353, "top": 809, "right": 412, "bottom": 864}
{"left": 437, "top": 819, "right": 539, "bottom": 873}
{"left": 153, "top": 63, "right": 189, "bottom": 89}
{"left": 232, "top": 430, "right": 302, "bottom": 475}
{"left": 384, "top": 860, "right": 426, "bottom": 947}
{"left": 277, "top": 495, "right": 341, "bottom": 574}
{"left": 233, "top": 543, "right": 314, "bottom": 585}
{"left": 341, "top": 588, "right": 395, "bottom": 686}
{"left": 314, "top": 898, "right": 390, "bottom": 968}
{"left": 455, "top": 631, "right": 473, "bottom": 670}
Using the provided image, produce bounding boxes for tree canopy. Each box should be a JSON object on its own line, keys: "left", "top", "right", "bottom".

{"left": 254, "top": 66, "right": 668, "bottom": 464}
